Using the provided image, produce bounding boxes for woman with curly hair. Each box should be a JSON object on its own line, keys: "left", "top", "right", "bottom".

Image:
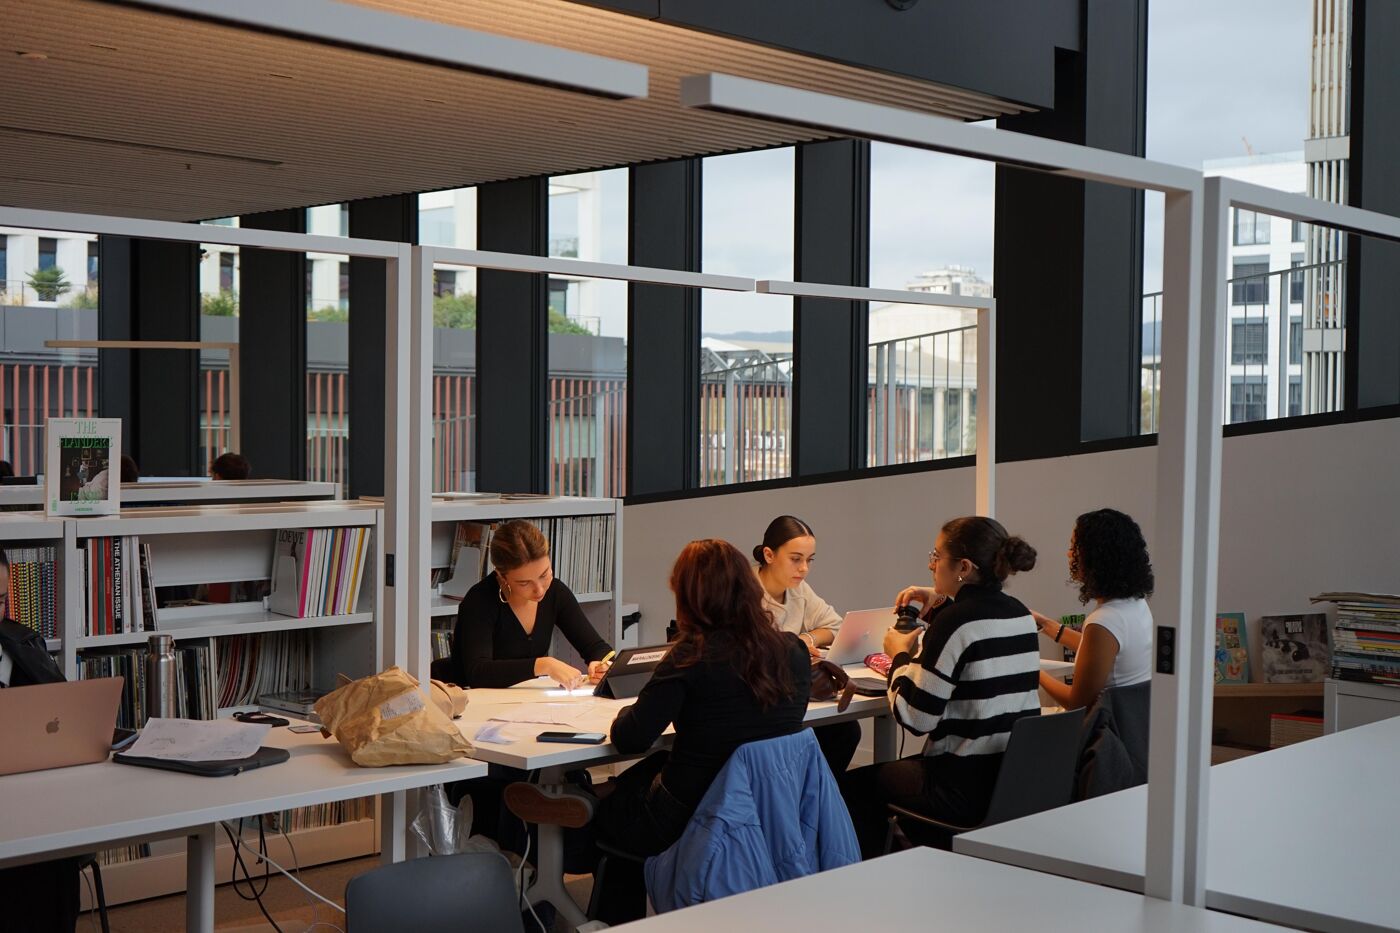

{"left": 1033, "top": 508, "right": 1155, "bottom": 710}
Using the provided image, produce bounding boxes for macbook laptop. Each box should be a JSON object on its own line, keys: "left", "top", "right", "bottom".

{"left": 0, "top": 677, "right": 124, "bottom": 776}
{"left": 825, "top": 608, "right": 897, "bottom": 666}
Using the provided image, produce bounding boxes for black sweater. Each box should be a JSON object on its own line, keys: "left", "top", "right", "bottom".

{"left": 449, "top": 575, "right": 611, "bottom": 688}
{"left": 610, "top": 633, "right": 810, "bottom": 806}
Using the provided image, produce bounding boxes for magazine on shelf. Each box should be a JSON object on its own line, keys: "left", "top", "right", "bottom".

{"left": 44, "top": 417, "right": 122, "bottom": 516}
{"left": 1258, "top": 612, "right": 1330, "bottom": 683}
{"left": 1214, "top": 612, "right": 1250, "bottom": 684}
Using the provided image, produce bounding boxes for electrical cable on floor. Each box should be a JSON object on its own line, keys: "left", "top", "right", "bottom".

{"left": 220, "top": 823, "right": 346, "bottom": 916}
{"left": 278, "top": 821, "right": 326, "bottom": 933}
{"left": 518, "top": 824, "right": 547, "bottom": 933}
{"left": 81, "top": 865, "right": 99, "bottom": 933}
{"left": 221, "top": 819, "right": 283, "bottom": 933}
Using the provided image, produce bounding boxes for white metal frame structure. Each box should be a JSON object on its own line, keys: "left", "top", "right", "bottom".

{"left": 756, "top": 280, "right": 996, "bottom": 516}
{"left": 43, "top": 339, "right": 242, "bottom": 450}
{"left": 677, "top": 71, "right": 1217, "bottom": 905}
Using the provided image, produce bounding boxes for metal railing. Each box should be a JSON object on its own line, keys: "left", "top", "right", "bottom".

{"left": 1, "top": 280, "right": 99, "bottom": 307}
{"left": 868, "top": 325, "right": 978, "bottom": 467}
{"left": 700, "top": 353, "right": 793, "bottom": 486}
{"left": 1141, "top": 258, "right": 1345, "bottom": 432}
{"left": 548, "top": 378, "right": 626, "bottom": 498}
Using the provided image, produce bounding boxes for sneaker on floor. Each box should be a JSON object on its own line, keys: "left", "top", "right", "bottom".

{"left": 504, "top": 782, "right": 596, "bottom": 829}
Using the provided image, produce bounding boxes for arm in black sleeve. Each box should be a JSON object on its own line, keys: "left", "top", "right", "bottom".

{"left": 550, "top": 582, "right": 611, "bottom": 664}
{"left": 610, "top": 659, "right": 686, "bottom": 753}
{"left": 450, "top": 587, "right": 536, "bottom": 688}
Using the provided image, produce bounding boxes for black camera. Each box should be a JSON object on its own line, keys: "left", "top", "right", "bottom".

{"left": 893, "top": 603, "right": 924, "bottom": 633}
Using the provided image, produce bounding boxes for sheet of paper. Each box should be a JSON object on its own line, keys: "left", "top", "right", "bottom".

{"left": 487, "top": 701, "right": 599, "bottom": 729}
{"left": 125, "top": 718, "right": 270, "bottom": 761}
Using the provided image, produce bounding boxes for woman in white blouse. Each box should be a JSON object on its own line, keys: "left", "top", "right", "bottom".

{"left": 1033, "top": 508, "right": 1155, "bottom": 711}
{"left": 754, "top": 515, "right": 860, "bottom": 775}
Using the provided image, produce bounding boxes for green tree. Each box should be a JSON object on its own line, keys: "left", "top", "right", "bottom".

{"left": 308, "top": 305, "right": 349, "bottom": 323}
{"left": 63, "top": 287, "right": 98, "bottom": 310}
{"left": 28, "top": 266, "right": 70, "bottom": 302}
{"left": 548, "top": 306, "right": 591, "bottom": 335}
{"left": 433, "top": 291, "right": 477, "bottom": 329}
{"left": 202, "top": 289, "right": 239, "bottom": 317}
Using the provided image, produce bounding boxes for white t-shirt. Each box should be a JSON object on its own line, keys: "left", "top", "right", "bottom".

{"left": 1084, "top": 597, "right": 1153, "bottom": 688}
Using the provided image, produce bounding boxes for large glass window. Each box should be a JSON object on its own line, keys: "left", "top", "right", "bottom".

{"left": 419, "top": 186, "right": 477, "bottom": 492}
{"left": 867, "top": 142, "right": 991, "bottom": 465}
{"left": 198, "top": 219, "right": 240, "bottom": 475}
{"left": 547, "top": 169, "right": 628, "bottom": 497}
{"left": 305, "top": 204, "right": 351, "bottom": 489}
{"left": 700, "top": 149, "right": 795, "bottom": 487}
{"left": 1233, "top": 209, "right": 1271, "bottom": 246}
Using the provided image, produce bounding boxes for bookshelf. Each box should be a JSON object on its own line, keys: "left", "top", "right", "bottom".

{"left": 52, "top": 501, "right": 384, "bottom": 906}
{"left": 1211, "top": 682, "right": 1326, "bottom": 761}
{"left": 425, "top": 495, "right": 624, "bottom": 674}
{"left": 0, "top": 479, "right": 339, "bottom": 511}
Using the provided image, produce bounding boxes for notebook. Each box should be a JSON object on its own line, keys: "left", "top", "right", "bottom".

{"left": 0, "top": 677, "right": 124, "bottom": 776}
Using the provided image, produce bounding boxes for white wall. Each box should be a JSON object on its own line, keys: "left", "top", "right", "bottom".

{"left": 624, "top": 416, "right": 1400, "bottom": 677}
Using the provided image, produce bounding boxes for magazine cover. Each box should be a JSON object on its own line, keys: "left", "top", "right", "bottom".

{"left": 1214, "top": 611, "right": 1250, "bottom": 684}
{"left": 1258, "top": 612, "right": 1330, "bottom": 683}
{"left": 45, "top": 417, "right": 122, "bottom": 516}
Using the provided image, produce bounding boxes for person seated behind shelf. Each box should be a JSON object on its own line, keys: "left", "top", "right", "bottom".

{"left": 839, "top": 516, "right": 1042, "bottom": 859}
{"left": 447, "top": 518, "right": 613, "bottom": 689}
{"left": 505, "top": 538, "right": 812, "bottom": 923}
{"left": 1030, "top": 508, "right": 1155, "bottom": 711}
{"left": 210, "top": 451, "right": 251, "bottom": 481}
{"left": 0, "top": 460, "right": 13, "bottom": 480}
{"left": 754, "top": 514, "right": 861, "bottom": 776}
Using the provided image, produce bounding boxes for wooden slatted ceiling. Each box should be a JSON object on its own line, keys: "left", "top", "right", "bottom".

{"left": 0, "top": 0, "right": 1033, "bottom": 221}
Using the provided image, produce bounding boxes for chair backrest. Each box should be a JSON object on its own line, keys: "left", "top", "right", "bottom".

{"left": 345, "top": 852, "right": 523, "bottom": 933}
{"left": 981, "top": 708, "right": 1086, "bottom": 827}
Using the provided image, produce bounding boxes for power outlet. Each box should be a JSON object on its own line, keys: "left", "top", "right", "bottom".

{"left": 1156, "top": 626, "right": 1175, "bottom": 675}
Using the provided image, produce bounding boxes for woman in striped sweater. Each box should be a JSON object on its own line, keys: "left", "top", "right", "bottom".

{"left": 839, "top": 516, "right": 1042, "bottom": 858}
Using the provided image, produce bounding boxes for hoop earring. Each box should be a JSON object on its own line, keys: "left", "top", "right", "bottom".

{"left": 498, "top": 582, "right": 511, "bottom": 603}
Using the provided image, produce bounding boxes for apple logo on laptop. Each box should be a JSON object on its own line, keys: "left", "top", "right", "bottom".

{"left": 46, "top": 718, "right": 60, "bottom": 734}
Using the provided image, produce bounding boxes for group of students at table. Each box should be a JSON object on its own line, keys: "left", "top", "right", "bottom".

{"left": 445, "top": 508, "right": 1156, "bottom": 921}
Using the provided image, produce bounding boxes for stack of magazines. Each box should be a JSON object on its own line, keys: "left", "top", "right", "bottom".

{"left": 1313, "top": 591, "right": 1400, "bottom": 686}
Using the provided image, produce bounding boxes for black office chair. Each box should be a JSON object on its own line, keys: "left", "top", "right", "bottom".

{"left": 345, "top": 852, "right": 524, "bottom": 933}
{"left": 885, "top": 707, "right": 1086, "bottom": 852}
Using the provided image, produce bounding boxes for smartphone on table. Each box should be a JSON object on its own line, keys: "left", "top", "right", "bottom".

{"left": 537, "top": 731, "right": 607, "bottom": 744}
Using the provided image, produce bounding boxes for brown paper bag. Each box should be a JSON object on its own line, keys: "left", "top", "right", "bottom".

{"left": 429, "top": 679, "right": 469, "bottom": 719}
{"left": 315, "top": 666, "right": 473, "bottom": 767}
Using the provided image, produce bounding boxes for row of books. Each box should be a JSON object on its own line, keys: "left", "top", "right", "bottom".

{"left": 6, "top": 545, "right": 59, "bottom": 638}
{"left": 1315, "top": 591, "right": 1400, "bottom": 686}
{"left": 1213, "top": 611, "right": 1332, "bottom": 684}
{"left": 81, "top": 537, "right": 157, "bottom": 637}
{"left": 77, "top": 642, "right": 216, "bottom": 730}
{"left": 265, "top": 796, "right": 375, "bottom": 834}
{"left": 436, "top": 515, "right": 615, "bottom": 599}
{"left": 1269, "top": 710, "right": 1324, "bottom": 748}
{"left": 431, "top": 629, "right": 453, "bottom": 661}
{"left": 216, "top": 631, "right": 315, "bottom": 709}
{"left": 269, "top": 527, "right": 373, "bottom": 619}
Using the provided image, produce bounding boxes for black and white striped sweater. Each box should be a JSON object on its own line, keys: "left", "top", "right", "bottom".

{"left": 887, "top": 583, "right": 1041, "bottom": 761}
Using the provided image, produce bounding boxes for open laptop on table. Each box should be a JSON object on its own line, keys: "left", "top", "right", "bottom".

{"left": 824, "top": 607, "right": 897, "bottom": 666}
{"left": 0, "top": 677, "right": 123, "bottom": 776}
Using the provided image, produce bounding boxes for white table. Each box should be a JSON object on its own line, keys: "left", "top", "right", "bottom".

{"left": 0, "top": 726, "right": 486, "bottom": 933}
{"left": 456, "top": 664, "right": 898, "bottom": 929}
{"left": 955, "top": 715, "right": 1400, "bottom": 933}
{"left": 609, "top": 846, "right": 1288, "bottom": 932}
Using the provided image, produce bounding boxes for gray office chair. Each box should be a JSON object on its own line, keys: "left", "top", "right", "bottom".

{"left": 885, "top": 707, "right": 1086, "bottom": 852}
{"left": 345, "top": 852, "right": 524, "bottom": 933}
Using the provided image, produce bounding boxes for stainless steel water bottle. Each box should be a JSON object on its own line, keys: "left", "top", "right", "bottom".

{"left": 144, "top": 633, "right": 178, "bottom": 724}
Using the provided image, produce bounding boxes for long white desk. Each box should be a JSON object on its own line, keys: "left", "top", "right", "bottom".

{"left": 456, "top": 664, "right": 898, "bottom": 929}
{"left": 0, "top": 726, "right": 486, "bottom": 933}
{"left": 955, "top": 715, "right": 1400, "bottom": 933}
{"left": 610, "top": 846, "right": 1288, "bottom": 932}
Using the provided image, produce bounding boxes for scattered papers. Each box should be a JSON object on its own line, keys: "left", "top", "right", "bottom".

{"left": 125, "top": 718, "right": 270, "bottom": 761}
{"left": 474, "top": 722, "right": 514, "bottom": 745}
{"left": 487, "top": 701, "right": 601, "bottom": 730}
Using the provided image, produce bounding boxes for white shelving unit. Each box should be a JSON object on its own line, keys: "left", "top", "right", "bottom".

{"left": 425, "top": 495, "right": 624, "bottom": 672}
{"left": 0, "top": 479, "right": 339, "bottom": 511}
{"left": 48, "top": 500, "right": 385, "bottom": 906}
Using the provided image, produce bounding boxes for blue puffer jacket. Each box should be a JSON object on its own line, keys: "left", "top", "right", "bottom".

{"left": 643, "top": 729, "right": 861, "bottom": 913}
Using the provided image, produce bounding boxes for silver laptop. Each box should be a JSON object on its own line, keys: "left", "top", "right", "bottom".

{"left": 825, "top": 608, "right": 897, "bottom": 666}
{"left": 0, "top": 678, "right": 124, "bottom": 776}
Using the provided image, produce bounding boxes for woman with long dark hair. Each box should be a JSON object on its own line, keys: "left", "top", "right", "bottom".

{"left": 511, "top": 539, "right": 811, "bottom": 922}
{"left": 1032, "top": 508, "right": 1155, "bottom": 710}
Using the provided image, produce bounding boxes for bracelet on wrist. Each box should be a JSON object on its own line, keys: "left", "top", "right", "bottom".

{"left": 1054, "top": 625, "right": 1064, "bottom": 643}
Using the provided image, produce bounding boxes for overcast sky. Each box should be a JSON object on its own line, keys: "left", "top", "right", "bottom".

{"left": 684, "top": 0, "right": 1311, "bottom": 334}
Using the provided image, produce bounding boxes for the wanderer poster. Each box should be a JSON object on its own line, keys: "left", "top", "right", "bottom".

{"left": 45, "top": 418, "right": 122, "bottom": 516}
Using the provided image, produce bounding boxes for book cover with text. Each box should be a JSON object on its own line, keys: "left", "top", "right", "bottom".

{"left": 45, "top": 417, "right": 122, "bottom": 516}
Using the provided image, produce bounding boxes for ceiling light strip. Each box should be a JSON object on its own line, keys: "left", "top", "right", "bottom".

{"left": 102, "top": 0, "right": 648, "bottom": 99}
